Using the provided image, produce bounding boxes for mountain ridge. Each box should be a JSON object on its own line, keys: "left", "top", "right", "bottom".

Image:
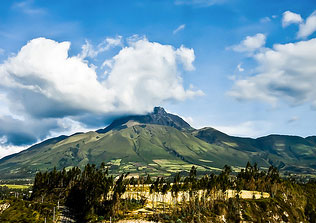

{"left": 0, "top": 107, "right": 316, "bottom": 179}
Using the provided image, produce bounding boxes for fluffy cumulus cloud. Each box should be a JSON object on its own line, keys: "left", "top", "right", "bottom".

{"left": 1, "top": 38, "right": 115, "bottom": 117}
{"left": 0, "top": 37, "right": 202, "bottom": 151}
{"left": 282, "top": 11, "right": 303, "bottom": 27}
{"left": 231, "top": 33, "right": 266, "bottom": 54}
{"left": 282, "top": 10, "right": 316, "bottom": 39}
{"left": 298, "top": 11, "right": 316, "bottom": 39}
{"left": 105, "top": 38, "right": 201, "bottom": 113}
{"left": 229, "top": 38, "right": 316, "bottom": 107}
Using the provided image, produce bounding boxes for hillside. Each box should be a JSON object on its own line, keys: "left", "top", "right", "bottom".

{"left": 193, "top": 128, "right": 316, "bottom": 175}
{"left": 0, "top": 107, "right": 316, "bottom": 179}
{"left": 0, "top": 124, "right": 257, "bottom": 179}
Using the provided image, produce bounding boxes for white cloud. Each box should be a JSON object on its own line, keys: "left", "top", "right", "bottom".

{"left": 12, "top": 0, "right": 46, "bottom": 15}
{"left": 282, "top": 10, "right": 316, "bottom": 39}
{"left": 0, "top": 144, "right": 28, "bottom": 159}
{"left": 0, "top": 37, "right": 202, "bottom": 150}
{"left": 229, "top": 38, "right": 316, "bottom": 108}
{"left": 0, "top": 136, "right": 7, "bottom": 144}
{"left": 100, "top": 59, "right": 114, "bottom": 77}
{"left": 237, "top": 63, "right": 244, "bottom": 72}
{"left": 282, "top": 11, "right": 303, "bottom": 27}
{"left": 213, "top": 121, "right": 272, "bottom": 138}
{"left": 49, "top": 117, "right": 94, "bottom": 137}
{"left": 79, "top": 36, "right": 122, "bottom": 59}
{"left": 0, "top": 93, "right": 11, "bottom": 117}
{"left": 0, "top": 48, "right": 4, "bottom": 55}
{"left": 231, "top": 33, "right": 266, "bottom": 54}
{"left": 173, "top": 24, "right": 186, "bottom": 34}
{"left": 1, "top": 38, "right": 115, "bottom": 116}
{"left": 298, "top": 11, "right": 316, "bottom": 38}
{"left": 260, "top": 17, "right": 271, "bottom": 23}
{"left": 261, "top": 15, "right": 278, "bottom": 23}
{"left": 176, "top": 45, "right": 195, "bottom": 71}
{"left": 106, "top": 38, "right": 202, "bottom": 113}
{"left": 101, "top": 60, "right": 113, "bottom": 69}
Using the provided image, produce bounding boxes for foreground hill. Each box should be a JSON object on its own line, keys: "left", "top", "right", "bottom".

{"left": 0, "top": 107, "right": 316, "bottom": 179}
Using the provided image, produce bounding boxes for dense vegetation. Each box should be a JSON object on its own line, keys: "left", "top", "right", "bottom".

{"left": 0, "top": 183, "right": 57, "bottom": 223}
{"left": 1, "top": 161, "right": 316, "bottom": 222}
{"left": 1, "top": 163, "right": 308, "bottom": 222}
{"left": 0, "top": 199, "right": 56, "bottom": 223}
{"left": 31, "top": 164, "right": 132, "bottom": 222}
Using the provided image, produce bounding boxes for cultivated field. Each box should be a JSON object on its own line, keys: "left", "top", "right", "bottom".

{"left": 0, "top": 184, "right": 31, "bottom": 189}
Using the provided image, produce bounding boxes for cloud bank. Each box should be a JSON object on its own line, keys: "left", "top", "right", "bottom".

{"left": 229, "top": 38, "right": 316, "bottom": 108}
{"left": 0, "top": 37, "right": 202, "bottom": 152}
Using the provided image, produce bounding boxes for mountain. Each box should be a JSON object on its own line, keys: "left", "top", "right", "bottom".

{"left": 0, "top": 107, "right": 316, "bottom": 179}
{"left": 195, "top": 128, "right": 316, "bottom": 172}
{"left": 96, "top": 106, "right": 193, "bottom": 133}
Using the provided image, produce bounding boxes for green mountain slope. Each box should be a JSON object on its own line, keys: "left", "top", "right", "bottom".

{"left": 194, "top": 128, "right": 316, "bottom": 175}
{"left": 0, "top": 107, "right": 316, "bottom": 179}
{"left": 0, "top": 124, "right": 260, "bottom": 179}
{"left": 255, "top": 135, "right": 316, "bottom": 172}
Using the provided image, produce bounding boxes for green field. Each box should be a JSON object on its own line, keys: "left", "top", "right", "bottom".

{"left": 0, "top": 184, "right": 31, "bottom": 189}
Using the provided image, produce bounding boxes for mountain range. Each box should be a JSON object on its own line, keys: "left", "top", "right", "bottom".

{"left": 0, "top": 107, "right": 316, "bottom": 179}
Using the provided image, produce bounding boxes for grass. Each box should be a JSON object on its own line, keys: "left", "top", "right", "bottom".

{"left": 108, "top": 159, "right": 122, "bottom": 166}
{"left": 199, "top": 159, "right": 213, "bottom": 163}
{"left": 0, "top": 184, "right": 31, "bottom": 189}
{"left": 222, "top": 141, "right": 238, "bottom": 147}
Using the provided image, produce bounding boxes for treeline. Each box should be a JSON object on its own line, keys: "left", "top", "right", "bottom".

{"left": 30, "top": 162, "right": 316, "bottom": 222}
{"left": 142, "top": 163, "right": 285, "bottom": 222}
{"left": 143, "top": 163, "right": 281, "bottom": 198}
{"left": 31, "top": 163, "right": 129, "bottom": 222}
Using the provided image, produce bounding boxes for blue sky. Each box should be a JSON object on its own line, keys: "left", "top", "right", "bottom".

{"left": 1, "top": 0, "right": 316, "bottom": 157}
